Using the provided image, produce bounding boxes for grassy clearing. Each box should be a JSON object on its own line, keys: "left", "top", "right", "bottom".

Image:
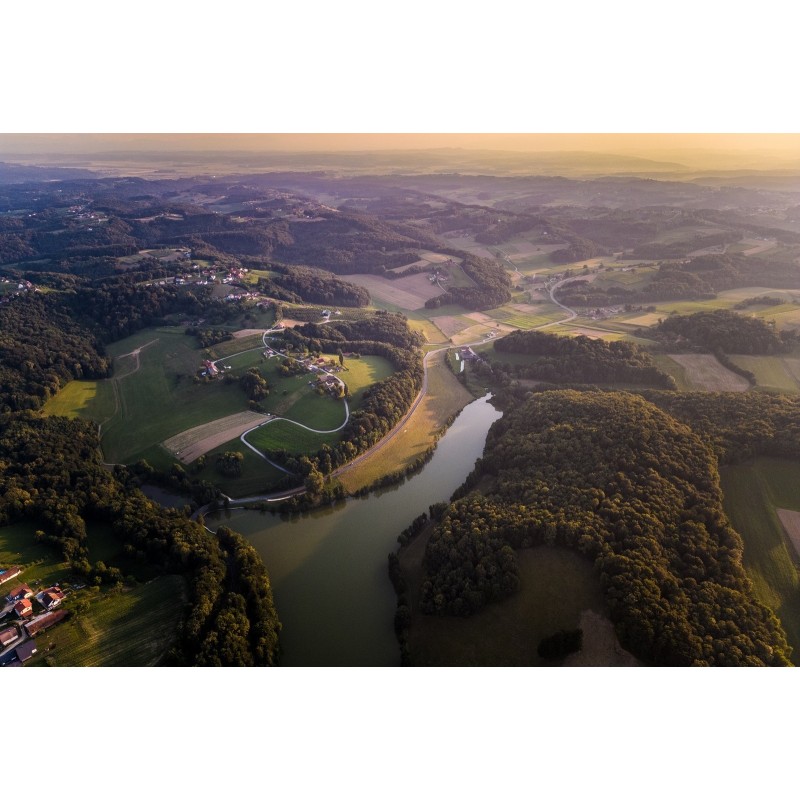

{"left": 728, "top": 355, "right": 800, "bottom": 393}
{"left": 337, "top": 350, "right": 473, "bottom": 494}
{"left": 720, "top": 458, "right": 800, "bottom": 665}
{"left": 401, "top": 537, "right": 611, "bottom": 666}
{"left": 42, "top": 378, "right": 116, "bottom": 425}
{"left": 29, "top": 575, "right": 187, "bottom": 667}
{"left": 0, "top": 521, "right": 73, "bottom": 589}
{"left": 192, "top": 442, "right": 288, "bottom": 497}
{"left": 99, "top": 329, "right": 251, "bottom": 463}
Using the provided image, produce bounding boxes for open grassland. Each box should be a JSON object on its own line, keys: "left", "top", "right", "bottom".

{"left": 728, "top": 355, "right": 800, "bottom": 393}
{"left": 666, "top": 354, "right": 750, "bottom": 391}
{"left": 720, "top": 458, "right": 800, "bottom": 664}
{"left": 401, "top": 538, "right": 636, "bottom": 666}
{"left": 99, "top": 329, "right": 252, "bottom": 463}
{"left": 594, "top": 265, "right": 658, "bottom": 289}
{"left": 490, "top": 304, "right": 567, "bottom": 329}
{"left": 337, "top": 349, "right": 473, "bottom": 494}
{"left": 45, "top": 326, "right": 386, "bottom": 468}
{"left": 206, "top": 334, "right": 264, "bottom": 359}
{"left": 29, "top": 575, "right": 187, "bottom": 667}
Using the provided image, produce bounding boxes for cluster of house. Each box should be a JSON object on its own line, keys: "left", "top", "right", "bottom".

{"left": 0, "top": 571, "right": 69, "bottom": 667}
{"left": 0, "top": 278, "right": 36, "bottom": 304}
{"left": 586, "top": 306, "right": 625, "bottom": 320}
{"left": 8, "top": 582, "right": 66, "bottom": 618}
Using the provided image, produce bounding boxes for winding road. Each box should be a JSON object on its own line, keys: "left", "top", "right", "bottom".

{"left": 193, "top": 287, "right": 585, "bottom": 516}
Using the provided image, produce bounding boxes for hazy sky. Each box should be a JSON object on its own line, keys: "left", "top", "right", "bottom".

{"left": 2, "top": 133, "right": 800, "bottom": 160}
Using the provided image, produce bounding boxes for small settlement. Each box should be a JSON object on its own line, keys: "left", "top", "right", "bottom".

{"left": 0, "top": 566, "right": 69, "bottom": 667}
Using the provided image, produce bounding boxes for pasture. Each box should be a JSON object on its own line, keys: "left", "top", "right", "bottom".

{"left": 720, "top": 458, "right": 800, "bottom": 665}
{"left": 28, "top": 575, "right": 187, "bottom": 667}
{"left": 665, "top": 354, "right": 750, "bottom": 392}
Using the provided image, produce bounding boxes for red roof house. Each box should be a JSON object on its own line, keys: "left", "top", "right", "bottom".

{"left": 37, "top": 587, "right": 66, "bottom": 611}
{"left": 5, "top": 583, "right": 33, "bottom": 604}
{"left": 14, "top": 599, "right": 33, "bottom": 618}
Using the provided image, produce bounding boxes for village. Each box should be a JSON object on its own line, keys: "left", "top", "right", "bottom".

{"left": 0, "top": 564, "right": 70, "bottom": 667}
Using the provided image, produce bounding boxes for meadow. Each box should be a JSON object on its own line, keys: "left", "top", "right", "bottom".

{"left": 400, "top": 537, "right": 623, "bottom": 666}
{"left": 720, "top": 458, "right": 800, "bottom": 665}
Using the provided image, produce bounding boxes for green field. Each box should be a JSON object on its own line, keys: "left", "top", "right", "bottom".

{"left": 41, "top": 378, "right": 116, "bottom": 426}
{"left": 246, "top": 420, "right": 342, "bottom": 455}
{"left": 28, "top": 575, "right": 187, "bottom": 667}
{"left": 720, "top": 458, "right": 800, "bottom": 664}
{"left": 43, "top": 327, "right": 393, "bottom": 470}
{"left": 728, "top": 355, "right": 800, "bottom": 393}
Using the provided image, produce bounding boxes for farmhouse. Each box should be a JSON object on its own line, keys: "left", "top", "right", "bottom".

{"left": 0, "top": 567, "right": 22, "bottom": 586}
{"left": 0, "top": 627, "right": 19, "bottom": 647}
{"left": 14, "top": 599, "right": 33, "bottom": 619}
{"left": 5, "top": 583, "right": 33, "bottom": 604}
{"left": 459, "top": 347, "right": 479, "bottom": 362}
{"left": 25, "top": 609, "right": 68, "bottom": 637}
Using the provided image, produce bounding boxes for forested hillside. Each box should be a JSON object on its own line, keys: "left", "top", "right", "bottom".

{"left": 415, "top": 390, "right": 791, "bottom": 666}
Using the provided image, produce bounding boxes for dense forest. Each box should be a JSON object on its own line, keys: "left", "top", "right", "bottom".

{"left": 643, "top": 308, "right": 796, "bottom": 354}
{"left": 415, "top": 390, "right": 791, "bottom": 666}
{"left": 490, "top": 329, "right": 675, "bottom": 387}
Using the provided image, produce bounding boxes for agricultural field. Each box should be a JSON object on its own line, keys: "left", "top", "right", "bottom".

{"left": 727, "top": 355, "right": 800, "bottom": 393}
{"left": 164, "top": 410, "right": 267, "bottom": 463}
{"left": 42, "top": 326, "right": 392, "bottom": 477}
{"left": 344, "top": 271, "right": 445, "bottom": 310}
{"left": 400, "top": 539, "right": 637, "bottom": 666}
{"left": 28, "top": 575, "right": 187, "bottom": 667}
{"left": 664, "top": 354, "right": 750, "bottom": 392}
{"left": 720, "top": 458, "right": 800, "bottom": 665}
{"left": 245, "top": 420, "right": 341, "bottom": 456}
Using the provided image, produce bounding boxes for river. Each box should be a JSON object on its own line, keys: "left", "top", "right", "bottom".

{"left": 208, "top": 394, "right": 502, "bottom": 666}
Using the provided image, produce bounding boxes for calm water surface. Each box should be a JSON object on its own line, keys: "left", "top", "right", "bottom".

{"left": 209, "top": 394, "right": 502, "bottom": 666}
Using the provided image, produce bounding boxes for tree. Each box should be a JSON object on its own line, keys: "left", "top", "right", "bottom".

{"left": 216, "top": 451, "right": 244, "bottom": 477}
